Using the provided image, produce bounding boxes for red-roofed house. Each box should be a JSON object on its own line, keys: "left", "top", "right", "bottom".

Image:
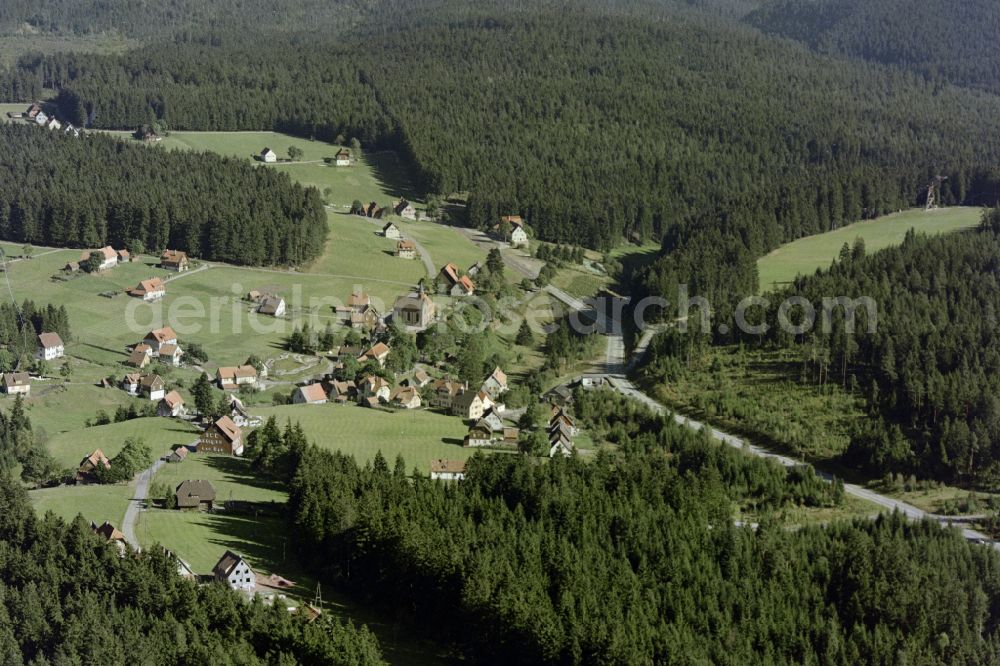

{"left": 293, "top": 383, "right": 328, "bottom": 405}
{"left": 200, "top": 416, "right": 244, "bottom": 456}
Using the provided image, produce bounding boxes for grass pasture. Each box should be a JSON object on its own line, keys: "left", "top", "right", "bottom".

{"left": 45, "top": 416, "right": 200, "bottom": 469}
{"left": 30, "top": 482, "right": 134, "bottom": 527}
{"left": 757, "top": 207, "right": 982, "bottom": 292}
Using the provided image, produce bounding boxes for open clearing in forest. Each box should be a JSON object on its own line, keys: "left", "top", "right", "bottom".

{"left": 757, "top": 207, "right": 982, "bottom": 293}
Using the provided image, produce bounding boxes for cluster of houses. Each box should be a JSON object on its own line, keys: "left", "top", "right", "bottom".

{"left": 438, "top": 262, "right": 475, "bottom": 297}
{"left": 548, "top": 404, "right": 577, "bottom": 457}
{"left": 65, "top": 246, "right": 131, "bottom": 273}
{"left": 127, "top": 327, "right": 184, "bottom": 369}
{"left": 359, "top": 198, "right": 415, "bottom": 221}
{"left": 0, "top": 332, "right": 66, "bottom": 397}
{"left": 13, "top": 102, "right": 82, "bottom": 137}
{"left": 492, "top": 215, "right": 530, "bottom": 248}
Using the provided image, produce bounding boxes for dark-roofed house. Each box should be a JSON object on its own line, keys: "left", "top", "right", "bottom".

{"left": 139, "top": 374, "right": 166, "bottom": 401}
{"left": 37, "top": 332, "right": 64, "bottom": 360}
{"left": 382, "top": 222, "right": 401, "bottom": 239}
{"left": 464, "top": 422, "right": 493, "bottom": 448}
{"left": 2, "top": 372, "right": 30, "bottom": 396}
{"left": 165, "top": 446, "right": 189, "bottom": 463}
{"left": 481, "top": 366, "right": 508, "bottom": 398}
{"left": 452, "top": 390, "right": 492, "bottom": 421}
{"left": 394, "top": 199, "right": 417, "bottom": 220}
{"left": 213, "top": 550, "right": 256, "bottom": 592}
{"left": 258, "top": 296, "right": 286, "bottom": 317}
{"left": 76, "top": 449, "right": 110, "bottom": 484}
{"left": 160, "top": 250, "right": 189, "bottom": 272}
{"left": 200, "top": 416, "right": 243, "bottom": 456}
{"left": 127, "top": 344, "right": 152, "bottom": 368}
{"left": 175, "top": 480, "right": 216, "bottom": 510}
{"left": 293, "top": 383, "right": 328, "bottom": 405}
{"left": 334, "top": 148, "right": 351, "bottom": 166}
{"left": 260, "top": 148, "right": 277, "bottom": 163}
{"left": 393, "top": 289, "right": 436, "bottom": 330}
{"left": 430, "top": 459, "right": 466, "bottom": 481}
{"left": 91, "top": 521, "right": 127, "bottom": 555}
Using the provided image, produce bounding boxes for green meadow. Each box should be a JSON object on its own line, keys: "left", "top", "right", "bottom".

{"left": 757, "top": 207, "right": 982, "bottom": 292}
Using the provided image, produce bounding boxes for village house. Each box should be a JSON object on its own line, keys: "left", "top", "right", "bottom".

{"left": 216, "top": 365, "right": 258, "bottom": 390}
{"left": 438, "top": 263, "right": 475, "bottom": 297}
{"left": 396, "top": 239, "right": 418, "bottom": 259}
{"left": 175, "top": 479, "right": 216, "bottom": 510}
{"left": 499, "top": 427, "right": 520, "bottom": 447}
{"left": 550, "top": 408, "right": 578, "bottom": 437}
{"left": 158, "top": 344, "right": 184, "bottom": 367}
{"left": 363, "top": 201, "right": 385, "bottom": 218}
{"left": 25, "top": 102, "right": 43, "bottom": 119}
{"left": 37, "top": 332, "right": 64, "bottom": 360}
{"left": 139, "top": 127, "right": 161, "bottom": 142}
{"left": 144, "top": 327, "right": 178, "bottom": 355}
{"left": 91, "top": 521, "right": 127, "bottom": 556}
{"left": 117, "top": 249, "right": 132, "bottom": 263}
{"left": 481, "top": 366, "right": 508, "bottom": 399}
{"left": 140, "top": 374, "right": 166, "bottom": 401}
{"left": 213, "top": 550, "right": 257, "bottom": 592}
{"left": 45, "top": 117, "right": 62, "bottom": 131}
{"left": 228, "top": 394, "right": 250, "bottom": 426}
{"left": 160, "top": 250, "right": 189, "bottom": 272}
{"left": 406, "top": 368, "right": 431, "bottom": 388}
{"left": 64, "top": 261, "right": 80, "bottom": 273}
{"left": 336, "top": 344, "right": 363, "bottom": 361}
{"left": 260, "top": 148, "right": 277, "bottom": 163}
{"left": 158, "top": 390, "right": 186, "bottom": 418}
{"left": 430, "top": 378, "right": 466, "bottom": 410}
{"left": 394, "top": 199, "right": 417, "bottom": 220}
{"left": 81, "top": 246, "right": 119, "bottom": 271}
{"left": 479, "top": 408, "right": 505, "bottom": 433}
{"left": 390, "top": 386, "right": 422, "bottom": 410}
{"left": 121, "top": 373, "right": 143, "bottom": 395}
{"left": 258, "top": 296, "right": 286, "bottom": 317}
{"left": 76, "top": 449, "right": 110, "bottom": 484}
{"left": 430, "top": 459, "right": 466, "bottom": 481}
{"left": 129, "top": 277, "right": 166, "bottom": 301}
{"left": 165, "top": 446, "right": 189, "bottom": 463}
{"left": 357, "top": 375, "right": 391, "bottom": 405}
{"left": 549, "top": 431, "right": 575, "bottom": 457}
{"left": 334, "top": 148, "right": 351, "bottom": 166}
{"left": 293, "top": 383, "right": 328, "bottom": 405}
{"left": 127, "top": 344, "right": 152, "bottom": 368}
{"left": 495, "top": 215, "right": 529, "bottom": 248}
{"left": 392, "top": 289, "right": 436, "bottom": 330}
{"left": 548, "top": 406, "right": 577, "bottom": 457}
{"left": 33, "top": 111, "right": 48, "bottom": 126}
{"left": 326, "top": 379, "right": 356, "bottom": 403}
{"left": 464, "top": 422, "right": 493, "bottom": 447}
{"left": 358, "top": 342, "right": 390, "bottom": 368}
{"left": 452, "top": 390, "right": 492, "bottom": 421}
{"left": 2, "top": 372, "right": 30, "bottom": 396}
{"left": 199, "top": 415, "right": 244, "bottom": 456}
{"left": 382, "top": 222, "right": 402, "bottom": 239}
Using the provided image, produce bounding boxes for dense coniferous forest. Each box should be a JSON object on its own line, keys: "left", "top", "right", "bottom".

{"left": 284, "top": 393, "right": 1000, "bottom": 663}
{"left": 0, "top": 473, "right": 384, "bottom": 664}
{"left": 729, "top": 214, "right": 1000, "bottom": 482}
{"left": 0, "top": 124, "right": 326, "bottom": 265}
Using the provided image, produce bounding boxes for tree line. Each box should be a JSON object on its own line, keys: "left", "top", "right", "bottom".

{"left": 0, "top": 123, "right": 327, "bottom": 265}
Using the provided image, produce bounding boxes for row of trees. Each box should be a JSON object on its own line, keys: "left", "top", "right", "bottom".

{"left": 0, "top": 124, "right": 327, "bottom": 265}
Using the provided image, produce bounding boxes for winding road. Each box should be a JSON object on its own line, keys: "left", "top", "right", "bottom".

{"left": 122, "top": 458, "right": 165, "bottom": 550}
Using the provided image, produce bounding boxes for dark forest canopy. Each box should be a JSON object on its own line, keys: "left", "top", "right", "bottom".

{"left": 286, "top": 391, "right": 1000, "bottom": 664}
{"left": 0, "top": 123, "right": 327, "bottom": 265}
{"left": 0, "top": 473, "right": 385, "bottom": 664}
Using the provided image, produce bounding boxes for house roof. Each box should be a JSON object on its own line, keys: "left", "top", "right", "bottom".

{"left": 158, "top": 344, "right": 180, "bottom": 357}
{"left": 127, "top": 347, "right": 151, "bottom": 366}
{"left": 213, "top": 550, "right": 252, "bottom": 579}
{"left": 440, "top": 262, "right": 460, "bottom": 284}
{"left": 146, "top": 327, "right": 177, "bottom": 344}
{"left": 258, "top": 296, "right": 285, "bottom": 315}
{"left": 261, "top": 148, "right": 275, "bottom": 156}
{"left": 382, "top": 222, "right": 399, "bottom": 232}
{"left": 133, "top": 278, "right": 165, "bottom": 294}
{"left": 364, "top": 396, "right": 381, "bottom": 408}
{"left": 168, "top": 446, "right": 189, "bottom": 460}
{"left": 430, "top": 459, "right": 466, "bottom": 474}
{"left": 82, "top": 246, "right": 117, "bottom": 262}
{"left": 362, "top": 375, "right": 389, "bottom": 391}
{"left": 217, "top": 365, "right": 257, "bottom": 380}
{"left": 457, "top": 275, "right": 475, "bottom": 293}
{"left": 162, "top": 390, "right": 184, "bottom": 409}
{"left": 347, "top": 291, "right": 370, "bottom": 308}
{"left": 335, "top": 148, "right": 350, "bottom": 158}
{"left": 394, "top": 199, "right": 413, "bottom": 214}
{"left": 364, "top": 342, "right": 390, "bottom": 359}
{"left": 92, "top": 521, "right": 126, "bottom": 542}
{"left": 161, "top": 249, "right": 188, "bottom": 263}
{"left": 487, "top": 366, "right": 507, "bottom": 387}
{"left": 391, "top": 386, "right": 419, "bottom": 403}
{"left": 38, "top": 332, "right": 63, "bottom": 349}
{"left": 500, "top": 215, "right": 524, "bottom": 226}
{"left": 123, "top": 372, "right": 143, "bottom": 385}
{"left": 176, "top": 479, "right": 216, "bottom": 507}
{"left": 212, "top": 415, "right": 242, "bottom": 443}
{"left": 80, "top": 449, "right": 111, "bottom": 471}
{"left": 298, "top": 383, "right": 327, "bottom": 403}
{"left": 433, "top": 379, "right": 466, "bottom": 397}
{"left": 397, "top": 240, "right": 416, "bottom": 251}
{"left": 3, "top": 372, "right": 29, "bottom": 387}
{"left": 393, "top": 290, "right": 434, "bottom": 312}
{"left": 414, "top": 368, "right": 430, "bottom": 383}
{"left": 140, "top": 374, "right": 164, "bottom": 389}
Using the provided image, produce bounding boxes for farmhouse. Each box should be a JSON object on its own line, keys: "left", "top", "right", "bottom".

{"left": 389, "top": 386, "right": 422, "bottom": 409}
{"left": 144, "top": 327, "right": 178, "bottom": 354}
{"left": 496, "top": 215, "right": 529, "bottom": 247}
{"left": 357, "top": 375, "right": 391, "bottom": 404}
{"left": 76, "top": 449, "right": 110, "bottom": 483}
{"left": 464, "top": 422, "right": 493, "bottom": 448}
{"left": 358, "top": 342, "right": 390, "bottom": 367}
{"left": 347, "top": 290, "right": 371, "bottom": 310}
{"left": 326, "top": 379, "right": 356, "bottom": 403}
{"left": 394, "top": 199, "right": 417, "bottom": 220}
{"left": 158, "top": 344, "right": 183, "bottom": 367}
{"left": 549, "top": 432, "right": 575, "bottom": 457}
{"left": 117, "top": 249, "right": 132, "bottom": 263}
{"left": 139, "top": 127, "right": 161, "bottom": 142}
{"left": 81, "top": 246, "right": 119, "bottom": 271}
{"left": 158, "top": 390, "right": 186, "bottom": 417}
{"left": 175, "top": 479, "right": 216, "bottom": 510}
{"left": 140, "top": 374, "right": 166, "bottom": 401}
{"left": 92, "top": 521, "right": 127, "bottom": 544}
{"left": 165, "top": 446, "right": 189, "bottom": 463}
{"left": 3, "top": 372, "right": 30, "bottom": 396}
{"left": 430, "top": 459, "right": 466, "bottom": 481}
{"left": 479, "top": 408, "right": 504, "bottom": 433}
{"left": 129, "top": 277, "right": 166, "bottom": 301}
{"left": 260, "top": 148, "right": 277, "bottom": 163}
{"left": 216, "top": 365, "right": 258, "bottom": 390}
{"left": 438, "top": 263, "right": 475, "bottom": 297}
{"left": 37, "top": 332, "right": 64, "bottom": 360}
{"left": 382, "top": 222, "right": 402, "bottom": 239}
{"left": 334, "top": 148, "right": 351, "bottom": 166}
{"left": 25, "top": 102, "right": 43, "bottom": 119}
{"left": 396, "top": 240, "right": 418, "bottom": 259}
{"left": 121, "top": 373, "right": 143, "bottom": 395}
{"left": 160, "top": 250, "right": 189, "bottom": 272}
{"left": 45, "top": 117, "right": 62, "bottom": 131}
{"left": 406, "top": 368, "right": 431, "bottom": 388}
{"left": 293, "top": 383, "right": 328, "bottom": 405}
{"left": 199, "top": 415, "right": 244, "bottom": 456}
{"left": 213, "top": 550, "right": 256, "bottom": 592}
{"left": 452, "top": 390, "right": 492, "bottom": 421}
{"left": 430, "top": 378, "right": 466, "bottom": 409}
{"left": 127, "top": 344, "right": 152, "bottom": 368}
{"left": 258, "top": 296, "right": 286, "bottom": 317}
{"left": 392, "top": 289, "right": 436, "bottom": 330}
{"left": 363, "top": 202, "right": 385, "bottom": 218}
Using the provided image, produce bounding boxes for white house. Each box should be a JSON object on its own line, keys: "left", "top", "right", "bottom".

{"left": 430, "top": 459, "right": 466, "bottom": 481}
{"left": 81, "top": 246, "right": 119, "bottom": 271}
{"left": 260, "top": 148, "right": 277, "bottom": 163}
{"left": 394, "top": 200, "right": 417, "bottom": 220}
{"left": 37, "top": 332, "right": 64, "bottom": 360}
{"left": 382, "top": 222, "right": 401, "bottom": 239}
{"left": 129, "top": 277, "right": 166, "bottom": 301}
{"left": 509, "top": 222, "right": 528, "bottom": 248}
{"left": 335, "top": 148, "right": 351, "bottom": 166}
{"left": 144, "top": 327, "right": 178, "bottom": 355}
{"left": 34, "top": 111, "right": 48, "bottom": 126}
{"left": 45, "top": 117, "right": 62, "bottom": 131}
{"left": 213, "top": 550, "right": 256, "bottom": 592}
